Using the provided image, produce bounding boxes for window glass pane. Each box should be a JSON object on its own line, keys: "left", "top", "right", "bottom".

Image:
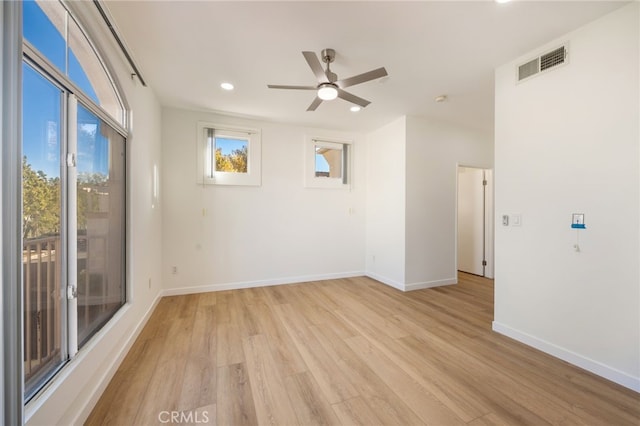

{"left": 23, "top": 0, "right": 125, "bottom": 126}
{"left": 315, "top": 145, "right": 342, "bottom": 178}
{"left": 76, "top": 104, "right": 126, "bottom": 347}
{"left": 68, "top": 17, "right": 124, "bottom": 124}
{"left": 23, "top": 0, "right": 66, "bottom": 72}
{"left": 22, "top": 62, "right": 66, "bottom": 399}
{"left": 215, "top": 137, "right": 248, "bottom": 173}
{"left": 68, "top": 42, "right": 99, "bottom": 104}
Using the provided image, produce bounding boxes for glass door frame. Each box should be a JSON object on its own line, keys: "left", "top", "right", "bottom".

{"left": 22, "top": 41, "right": 128, "bottom": 402}
{"left": 22, "top": 56, "right": 71, "bottom": 401}
{"left": 3, "top": 1, "right": 26, "bottom": 424}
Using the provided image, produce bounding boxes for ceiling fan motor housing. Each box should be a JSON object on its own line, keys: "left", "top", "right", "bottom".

{"left": 321, "top": 48, "right": 336, "bottom": 64}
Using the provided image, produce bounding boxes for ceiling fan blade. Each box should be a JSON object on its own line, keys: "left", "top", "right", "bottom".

{"left": 336, "top": 67, "right": 388, "bottom": 89}
{"left": 337, "top": 88, "right": 371, "bottom": 108}
{"left": 302, "top": 51, "right": 328, "bottom": 83}
{"left": 307, "top": 96, "right": 323, "bottom": 111}
{"left": 267, "top": 84, "right": 317, "bottom": 90}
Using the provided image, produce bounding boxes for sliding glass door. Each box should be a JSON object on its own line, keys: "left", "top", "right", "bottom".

{"left": 21, "top": 0, "right": 128, "bottom": 400}
{"left": 22, "top": 61, "right": 67, "bottom": 399}
{"left": 75, "top": 104, "right": 126, "bottom": 347}
{"left": 22, "top": 66, "right": 127, "bottom": 399}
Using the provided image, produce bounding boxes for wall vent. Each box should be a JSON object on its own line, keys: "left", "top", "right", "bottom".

{"left": 540, "top": 46, "right": 566, "bottom": 71}
{"left": 518, "top": 58, "right": 539, "bottom": 81}
{"left": 517, "top": 44, "right": 568, "bottom": 82}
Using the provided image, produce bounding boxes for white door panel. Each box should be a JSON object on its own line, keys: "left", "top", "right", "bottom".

{"left": 458, "top": 167, "right": 485, "bottom": 276}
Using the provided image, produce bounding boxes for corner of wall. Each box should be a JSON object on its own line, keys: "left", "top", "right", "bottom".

{"left": 494, "top": 2, "right": 639, "bottom": 390}
{"left": 364, "top": 117, "right": 407, "bottom": 287}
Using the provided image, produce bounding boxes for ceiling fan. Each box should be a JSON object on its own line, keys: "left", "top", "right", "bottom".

{"left": 267, "top": 48, "right": 388, "bottom": 111}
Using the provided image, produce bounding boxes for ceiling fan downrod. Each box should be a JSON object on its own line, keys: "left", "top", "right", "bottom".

{"left": 321, "top": 48, "right": 337, "bottom": 83}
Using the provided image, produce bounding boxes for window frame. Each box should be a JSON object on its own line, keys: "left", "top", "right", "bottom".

{"left": 20, "top": 0, "right": 129, "bottom": 403}
{"left": 196, "top": 122, "right": 262, "bottom": 187}
{"left": 305, "top": 135, "right": 352, "bottom": 189}
{"left": 22, "top": 0, "right": 127, "bottom": 129}
{"left": 3, "top": 2, "right": 25, "bottom": 423}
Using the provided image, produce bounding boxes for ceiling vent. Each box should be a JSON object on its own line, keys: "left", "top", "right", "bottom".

{"left": 517, "top": 44, "right": 568, "bottom": 83}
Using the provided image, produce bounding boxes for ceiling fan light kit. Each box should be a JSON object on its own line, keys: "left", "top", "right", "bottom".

{"left": 317, "top": 83, "right": 338, "bottom": 100}
{"left": 267, "top": 48, "right": 388, "bottom": 111}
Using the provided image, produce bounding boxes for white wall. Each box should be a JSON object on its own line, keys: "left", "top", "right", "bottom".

{"left": 161, "top": 108, "right": 366, "bottom": 293}
{"left": 365, "top": 117, "right": 407, "bottom": 288}
{"left": 405, "top": 116, "right": 493, "bottom": 288}
{"left": 364, "top": 116, "right": 492, "bottom": 291}
{"left": 25, "top": 4, "right": 164, "bottom": 425}
{"left": 494, "top": 3, "right": 639, "bottom": 391}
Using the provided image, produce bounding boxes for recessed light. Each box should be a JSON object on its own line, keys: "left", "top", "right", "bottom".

{"left": 220, "top": 82, "right": 234, "bottom": 91}
{"left": 495, "top": 0, "right": 511, "bottom": 3}
{"left": 435, "top": 95, "right": 448, "bottom": 103}
{"left": 350, "top": 106, "right": 361, "bottom": 112}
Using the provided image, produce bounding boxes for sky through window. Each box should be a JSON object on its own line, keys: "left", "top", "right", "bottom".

{"left": 23, "top": 0, "right": 107, "bottom": 177}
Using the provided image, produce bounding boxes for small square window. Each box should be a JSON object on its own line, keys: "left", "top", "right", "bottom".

{"left": 305, "top": 136, "right": 351, "bottom": 188}
{"left": 197, "top": 123, "right": 261, "bottom": 186}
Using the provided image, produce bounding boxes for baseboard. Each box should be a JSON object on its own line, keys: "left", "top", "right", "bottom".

{"left": 492, "top": 321, "right": 640, "bottom": 393}
{"left": 72, "top": 292, "right": 164, "bottom": 425}
{"left": 162, "top": 271, "right": 365, "bottom": 296}
{"left": 365, "top": 273, "right": 458, "bottom": 292}
{"left": 364, "top": 272, "right": 405, "bottom": 291}
{"left": 405, "top": 277, "right": 457, "bottom": 291}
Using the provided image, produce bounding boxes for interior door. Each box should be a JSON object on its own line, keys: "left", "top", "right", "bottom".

{"left": 457, "top": 166, "right": 485, "bottom": 276}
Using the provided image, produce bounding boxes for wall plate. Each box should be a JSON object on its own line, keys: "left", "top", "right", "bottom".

{"left": 571, "top": 213, "right": 585, "bottom": 229}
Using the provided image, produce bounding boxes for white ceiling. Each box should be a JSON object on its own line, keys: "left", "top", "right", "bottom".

{"left": 104, "top": 1, "right": 627, "bottom": 133}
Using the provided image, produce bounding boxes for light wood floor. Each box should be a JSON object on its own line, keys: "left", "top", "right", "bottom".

{"left": 86, "top": 273, "right": 640, "bottom": 425}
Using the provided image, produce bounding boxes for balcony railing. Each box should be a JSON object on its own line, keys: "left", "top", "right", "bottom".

{"left": 23, "top": 235, "right": 61, "bottom": 382}
{"left": 23, "top": 233, "right": 115, "bottom": 383}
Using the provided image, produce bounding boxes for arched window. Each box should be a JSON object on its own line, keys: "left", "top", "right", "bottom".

{"left": 21, "top": 0, "right": 127, "bottom": 401}
{"left": 23, "top": 0, "right": 125, "bottom": 126}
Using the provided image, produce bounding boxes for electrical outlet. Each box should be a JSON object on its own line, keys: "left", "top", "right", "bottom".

{"left": 502, "top": 215, "right": 509, "bottom": 226}
{"left": 172, "top": 266, "right": 177, "bottom": 274}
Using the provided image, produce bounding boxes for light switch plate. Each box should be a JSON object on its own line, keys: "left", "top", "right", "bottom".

{"left": 512, "top": 214, "right": 522, "bottom": 226}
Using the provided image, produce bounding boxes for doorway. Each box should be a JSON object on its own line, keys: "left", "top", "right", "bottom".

{"left": 457, "top": 166, "right": 493, "bottom": 278}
